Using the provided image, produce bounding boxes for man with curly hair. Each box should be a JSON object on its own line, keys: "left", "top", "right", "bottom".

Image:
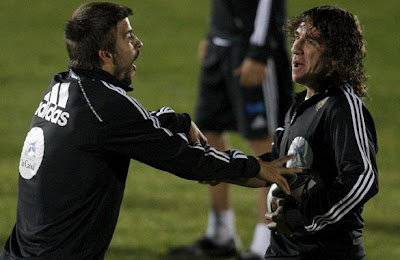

{"left": 264, "top": 6, "right": 378, "bottom": 259}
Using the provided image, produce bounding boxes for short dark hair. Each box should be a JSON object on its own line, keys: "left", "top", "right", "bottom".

{"left": 287, "top": 6, "right": 367, "bottom": 97}
{"left": 65, "top": 2, "right": 133, "bottom": 70}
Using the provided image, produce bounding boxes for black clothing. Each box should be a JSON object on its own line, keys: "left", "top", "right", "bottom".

{"left": 1, "top": 68, "right": 261, "bottom": 259}
{"left": 208, "top": 0, "right": 288, "bottom": 62}
{"left": 195, "top": 0, "right": 292, "bottom": 137}
{"left": 266, "top": 85, "right": 378, "bottom": 259}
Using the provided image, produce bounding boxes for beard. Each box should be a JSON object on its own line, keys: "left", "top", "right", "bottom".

{"left": 113, "top": 64, "right": 133, "bottom": 85}
{"left": 112, "top": 53, "right": 134, "bottom": 85}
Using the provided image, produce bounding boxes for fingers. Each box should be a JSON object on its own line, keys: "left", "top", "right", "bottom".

{"left": 265, "top": 205, "right": 294, "bottom": 238}
{"left": 284, "top": 167, "right": 304, "bottom": 174}
{"left": 267, "top": 221, "right": 276, "bottom": 230}
{"left": 199, "top": 132, "right": 208, "bottom": 146}
{"left": 274, "top": 203, "right": 284, "bottom": 217}
{"left": 272, "top": 154, "right": 295, "bottom": 166}
{"left": 188, "top": 122, "right": 208, "bottom": 146}
{"left": 257, "top": 159, "right": 291, "bottom": 194}
{"left": 275, "top": 174, "right": 291, "bottom": 195}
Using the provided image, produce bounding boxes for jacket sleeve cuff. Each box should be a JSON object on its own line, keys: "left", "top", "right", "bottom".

{"left": 243, "top": 156, "right": 261, "bottom": 178}
{"left": 177, "top": 113, "right": 192, "bottom": 134}
{"left": 246, "top": 45, "right": 269, "bottom": 64}
{"left": 259, "top": 152, "right": 274, "bottom": 162}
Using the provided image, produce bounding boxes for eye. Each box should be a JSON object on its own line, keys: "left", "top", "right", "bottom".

{"left": 306, "top": 37, "right": 319, "bottom": 46}
{"left": 126, "top": 32, "right": 135, "bottom": 42}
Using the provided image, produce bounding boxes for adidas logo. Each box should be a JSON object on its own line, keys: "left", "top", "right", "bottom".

{"left": 35, "top": 83, "right": 70, "bottom": 127}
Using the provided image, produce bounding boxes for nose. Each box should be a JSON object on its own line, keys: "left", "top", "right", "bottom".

{"left": 137, "top": 39, "right": 143, "bottom": 48}
{"left": 134, "top": 35, "right": 143, "bottom": 49}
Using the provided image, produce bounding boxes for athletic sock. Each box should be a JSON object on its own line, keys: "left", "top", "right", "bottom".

{"left": 205, "top": 209, "right": 235, "bottom": 245}
{"left": 249, "top": 222, "right": 270, "bottom": 257}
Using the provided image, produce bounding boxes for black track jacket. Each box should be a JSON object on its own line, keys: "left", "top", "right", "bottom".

{"left": 266, "top": 85, "right": 378, "bottom": 257}
{"left": 1, "top": 68, "right": 260, "bottom": 259}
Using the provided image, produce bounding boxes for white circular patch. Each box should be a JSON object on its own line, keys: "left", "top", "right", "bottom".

{"left": 19, "top": 127, "right": 45, "bottom": 179}
{"left": 286, "top": 136, "right": 313, "bottom": 168}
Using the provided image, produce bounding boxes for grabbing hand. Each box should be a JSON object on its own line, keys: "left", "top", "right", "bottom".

{"left": 257, "top": 155, "right": 302, "bottom": 195}
{"left": 187, "top": 121, "right": 207, "bottom": 146}
{"left": 265, "top": 198, "right": 295, "bottom": 238}
{"left": 266, "top": 197, "right": 308, "bottom": 238}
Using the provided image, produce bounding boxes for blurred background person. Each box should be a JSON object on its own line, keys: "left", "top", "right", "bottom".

{"left": 168, "top": 0, "right": 292, "bottom": 258}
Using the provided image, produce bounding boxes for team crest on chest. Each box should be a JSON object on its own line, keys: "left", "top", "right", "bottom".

{"left": 19, "top": 127, "right": 45, "bottom": 179}
{"left": 286, "top": 136, "right": 313, "bottom": 168}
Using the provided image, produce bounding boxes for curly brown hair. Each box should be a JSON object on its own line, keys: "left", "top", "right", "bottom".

{"left": 287, "top": 6, "right": 367, "bottom": 97}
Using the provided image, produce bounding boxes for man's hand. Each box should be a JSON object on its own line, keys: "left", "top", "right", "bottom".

{"left": 265, "top": 198, "right": 295, "bottom": 238}
{"left": 187, "top": 121, "right": 207, "bottom": 146}
{"left": 233, "top": 58, "right": 267, "bottom": 87}
{"left": 266, "top": 197, "right": 308, "bottom": 238}
{"left": 257, "top": 155, "right": 302, "bottom": 195}
{"left": 198, "top": 155, "right": 301, "bottom": 189}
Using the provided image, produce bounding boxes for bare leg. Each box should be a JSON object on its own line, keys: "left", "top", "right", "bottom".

{"left": 205, "top": 133, "right": 273, "bottom": 250}
{"left": 206, "top": 132, "right": 231, "bottom": 211}
{"left": 246, "top": 136, "right": 274, "bottom": 257}
{"left": 246, "top": 137, "right": 272, "bottom": 224}
{"left": 203, "top": 132, "right": 236, "bottom": 245}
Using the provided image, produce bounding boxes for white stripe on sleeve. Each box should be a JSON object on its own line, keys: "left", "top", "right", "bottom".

{"left": 250, "top": 0, "right": 273, "bottom": 46}
{"left": 101, "top": 81, "right": 173, "bottom": 137}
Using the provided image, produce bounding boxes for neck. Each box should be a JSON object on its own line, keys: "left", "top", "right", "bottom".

{"left": 306, "top": 84, "right": 318, "bottom": 99}
{"left": 101, "top": 63, "right": 115, "bottom": 77}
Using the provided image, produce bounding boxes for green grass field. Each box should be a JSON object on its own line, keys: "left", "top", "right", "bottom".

{"left": 1, "top": 0, "right": 399, "bottom": 259}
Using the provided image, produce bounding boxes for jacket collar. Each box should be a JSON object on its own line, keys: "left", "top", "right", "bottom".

{"left": 69, "top": 66, "right": 134, "bottom": 92}
{"left": 288, "top": 87, "right": 343, "bottom": 125}
{"left": 293, "top": 86, "right": 342, "bottom": 108}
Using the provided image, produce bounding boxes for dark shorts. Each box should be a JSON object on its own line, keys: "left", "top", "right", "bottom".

{"left": 194, "top": 42, "right": 292, "bottom": 139}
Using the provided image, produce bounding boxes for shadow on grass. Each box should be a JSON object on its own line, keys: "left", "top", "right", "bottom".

{"left": 106, "top": 245, "right": 156, "bottom": 259}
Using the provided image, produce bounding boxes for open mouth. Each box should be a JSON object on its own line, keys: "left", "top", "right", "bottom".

{"left": 293, "top": 61, "right": 304, "bottom": 70}
{"left": 131, "top": 51, "right": 140, "bottom": 72}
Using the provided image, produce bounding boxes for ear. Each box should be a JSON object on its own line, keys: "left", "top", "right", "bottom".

{"left": 98, "top": 50, "right": 114, "bottom": 67}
